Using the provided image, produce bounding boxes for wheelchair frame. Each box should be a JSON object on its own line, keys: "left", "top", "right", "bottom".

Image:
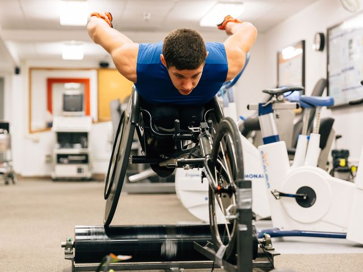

{"left": 102, "top": 87, "right": 271, "bottom": 270}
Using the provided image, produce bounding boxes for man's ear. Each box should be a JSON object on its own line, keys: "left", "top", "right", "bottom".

{"left": 160, "top": 54, "right": 167, "bottom": 67}
{"left": 206, "top": 51, "right": 209, "bottom": 58}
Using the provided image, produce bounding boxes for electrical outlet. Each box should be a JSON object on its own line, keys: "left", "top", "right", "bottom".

{"left": 45, "top": 154, "right": 52, "bottom": 163}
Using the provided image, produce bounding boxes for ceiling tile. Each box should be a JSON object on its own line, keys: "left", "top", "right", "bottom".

{"left": 0, "top": 0, "right": 320, "bottom": 63}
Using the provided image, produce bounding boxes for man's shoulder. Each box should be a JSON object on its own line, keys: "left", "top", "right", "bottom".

{"left": 137, "top": 42, "right": 163, "bottom": 62}
{"left": 205, "top": 42, "right": 225, "bottom": 50}
{"left": 139, "top": 42, "right": 163, "bottom": 52}
{"left": 205, "top": 42, "right": 227, "bottom": 65}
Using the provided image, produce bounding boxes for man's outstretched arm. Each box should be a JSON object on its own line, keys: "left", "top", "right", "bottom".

{"left": 87, "top": 13, "right": 138, "bottom": 82}
{"left": 219, "top": 17, "right": 258, "bottom": 81}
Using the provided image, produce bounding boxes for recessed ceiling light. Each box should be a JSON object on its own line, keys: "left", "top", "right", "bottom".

{"left": 60, "top": 0, "right": 89, "bottom": 26}
{"left": 200, "top": 3, "right": 245, "bottom": 27}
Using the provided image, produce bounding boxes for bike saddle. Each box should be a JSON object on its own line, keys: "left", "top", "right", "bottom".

{"left": 300, "top": 95, "right": 334, "bottom": 107}
{"left": 263, "top": 86, "right": 304, "bottom": 96}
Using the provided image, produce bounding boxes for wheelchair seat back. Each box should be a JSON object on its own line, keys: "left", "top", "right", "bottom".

{"left": 138, "top": 95, "right": 224, "bottom": 156}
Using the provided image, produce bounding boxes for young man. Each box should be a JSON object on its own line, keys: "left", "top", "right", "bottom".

{"left": 88, "top": 13, "right": 257, "bottom": 104}
{"left": 88, "top": 12, "right": 257, "bottom": 176}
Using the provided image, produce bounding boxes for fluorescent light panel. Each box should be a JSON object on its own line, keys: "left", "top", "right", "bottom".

{"left": 200, "top": 3, "right": 245, "bottom": 27}
{"left": 60, "top": 0, "right": 88, "bottom": 26}
{"left": 62, "top": 42, "right": 84, "bottom": 60}
{"left": 341, "top": 14, "right": 363, "bottom": 30}
{"left": 64, "top": 83, "right": 82, "bottom": 89}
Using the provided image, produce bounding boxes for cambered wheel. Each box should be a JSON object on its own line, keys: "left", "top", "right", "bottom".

{"left": 208, "top": 117, "right": 244, "bottom": 263}
{"left": 104, "top": 102, "right": 136, "bottom": 227}
{"left": 104, "top": 111, "right": 125, "bottom": 199}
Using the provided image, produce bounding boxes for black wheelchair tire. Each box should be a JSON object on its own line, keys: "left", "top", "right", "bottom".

{"left": 104, "top": 109, "right": 135, "bottom": 227}
{"left": 208, "top": 117, "right": 244, "bottom": 263}
{"left": 104, "top": 111, "right": 125, "bottom": 200}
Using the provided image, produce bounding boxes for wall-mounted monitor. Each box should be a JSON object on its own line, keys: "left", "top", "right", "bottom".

{"left": 327, "top": 12, "right": 363, "bottom": 107}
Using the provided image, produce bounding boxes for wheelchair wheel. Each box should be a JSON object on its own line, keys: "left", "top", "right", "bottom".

{"left": 104, "top": 111, "right": 125, "bottom": 199}
{"left": 208, "top": 117, "right": 244, "bottom": 263}
{"left": 104, "top": 96, "right": 137, "bottom": 227}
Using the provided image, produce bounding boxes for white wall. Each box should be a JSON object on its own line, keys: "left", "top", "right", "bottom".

{"left": 30, "top": 69, "right": 98, "bottom": 131}
{"left": 8, "top": 60, "right": 114, "bottom": 177}
{"left": 234, "top": 34, "right": 268, "bottom": 120}
{"left": 0, "top": 72, "right": 12, "bottom": 122}
{"left": 234, "top": 0, "right": 363, "bottom": 162}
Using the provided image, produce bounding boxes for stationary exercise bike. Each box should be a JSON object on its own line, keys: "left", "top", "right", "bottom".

{"left": 252, "top": 87, "right": 363, "bottom": 244}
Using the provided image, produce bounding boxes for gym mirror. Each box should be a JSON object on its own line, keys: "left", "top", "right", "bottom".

{"left": 277, "top": 40, "right": 306, "bottom": 101}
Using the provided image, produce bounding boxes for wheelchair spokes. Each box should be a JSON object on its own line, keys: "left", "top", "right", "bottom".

{"left": 208, "top": 117, "right": 244, "bottom": 263}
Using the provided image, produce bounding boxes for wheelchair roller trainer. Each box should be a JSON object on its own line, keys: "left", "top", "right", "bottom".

{"left": 62, "top": 88, "right": 279, "bottom": 272}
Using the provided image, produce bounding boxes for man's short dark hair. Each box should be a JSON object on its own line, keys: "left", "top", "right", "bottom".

{"left": 163, "top": 28, "right": 207, "bottom": 70}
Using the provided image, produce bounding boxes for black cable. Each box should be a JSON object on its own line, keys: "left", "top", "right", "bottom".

{"left": 253, "top": 231, "right": 275, "bottom": 269}
{"left": 210, "top": 260, "right": 215, "bottom": 272}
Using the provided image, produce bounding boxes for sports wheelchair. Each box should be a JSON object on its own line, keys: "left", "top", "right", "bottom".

{"left": 103, "top": 86, "right": 250, "bottom": 263}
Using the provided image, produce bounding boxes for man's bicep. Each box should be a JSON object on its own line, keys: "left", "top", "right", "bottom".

{"left": 224, "top": 47, "right": 246, "bottom": 81}
{"left": 111, "top": 44, "right": 139, "bottom": 83}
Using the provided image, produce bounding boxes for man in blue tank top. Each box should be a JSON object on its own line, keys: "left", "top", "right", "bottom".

{"left": 88, "top": 13, "right": 257, "bottom": 176}
{"left": 88, "top": 13, "right": 257, "bottom": 106}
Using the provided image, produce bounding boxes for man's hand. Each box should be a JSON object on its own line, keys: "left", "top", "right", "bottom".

{"left": 90, "top": 12, "right": 113, "bottom": 28}
{"left": 217, "top": 15, "right": 242, "bottom": 31}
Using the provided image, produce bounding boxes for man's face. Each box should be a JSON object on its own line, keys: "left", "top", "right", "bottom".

{"left": 160, "top": 54, "right": 206, "bottom": 96}
{"left": 167, "top": 65, "right": 204, "bottom": 95}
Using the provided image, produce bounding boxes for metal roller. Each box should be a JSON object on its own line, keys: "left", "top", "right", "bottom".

{"left": 72, "top": 224, "right": 221, "bottom": 263}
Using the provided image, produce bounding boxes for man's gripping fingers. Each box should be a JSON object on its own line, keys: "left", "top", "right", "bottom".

{"left": 90, "top": 12, "right": 113, "bottom": 28}
{"left": 217, "top": 15, "right": 242, "bottom": 30}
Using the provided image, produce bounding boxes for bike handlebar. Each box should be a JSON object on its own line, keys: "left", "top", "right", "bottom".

{"left": 247, "top": 102, "right": 300, "bottom": 111}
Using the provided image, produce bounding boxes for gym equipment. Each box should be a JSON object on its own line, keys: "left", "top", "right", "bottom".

{"left": 175, "top": 81, "right": 332, "bottom": 223}
{"left": 0, "top": 121, "right": 16, "bottom": 185}
{"left": 241, "top": 78, "right": 327, "bottom": 153}
{"left": 63, "top": 86, "right": 279, "bottom": 271}
{"left": 62, "top": 224, "right": 277, "bottom": 272}
{"left": 51, "top": 116, "right": 92, "bottom": 180}
{"left": 330, "top": 149, "right": 352, "bottom": 180}
{"left": 253, "top": 87, "right": 363, "bottom": 244}
{"left": 175, "top": 134, "right": 270, "bottom": 222}
{"left": 109, "top": 97, "right": 176, "bottom": 193}
{"left": 62, "top": 49, "right": 280, "bottom": 270}
{"left": 104, "top": 89, "right": 244, "bottom": 251}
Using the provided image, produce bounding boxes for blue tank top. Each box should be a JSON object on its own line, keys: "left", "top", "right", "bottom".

{"left": 135, "top": 42, "right": 228, "bottom": 105}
